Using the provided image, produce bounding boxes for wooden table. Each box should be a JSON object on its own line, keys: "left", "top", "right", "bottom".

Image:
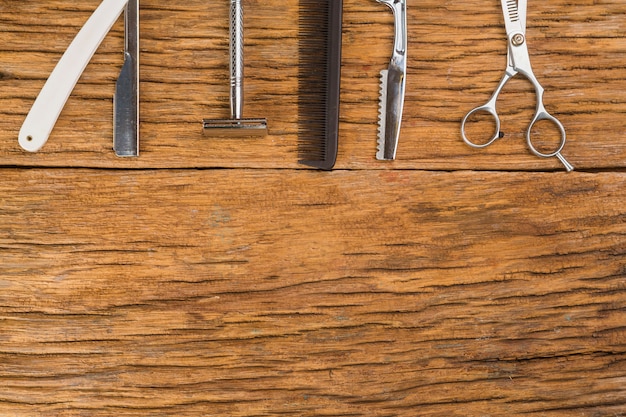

{"left": 1, "top": 1, "right": 625, "bottom": 415}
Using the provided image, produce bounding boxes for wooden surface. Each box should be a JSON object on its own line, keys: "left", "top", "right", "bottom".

{"left": 1, "top": 0, "right": 625, "bottom": 415}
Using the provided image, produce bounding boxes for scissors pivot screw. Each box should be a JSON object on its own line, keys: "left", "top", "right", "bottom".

{"left": 511, "top": 33, "right": 525, "bottom": 46}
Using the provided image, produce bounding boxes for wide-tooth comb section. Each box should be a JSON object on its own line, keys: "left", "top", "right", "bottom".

{"left": 297, "top": 0, "right": 342, "bottom": 170}
{"left": 376, "top": 69, "right": 388, "bottom": 160}
{"left": 505, "top": 0, "right": 519, "bottom": 22}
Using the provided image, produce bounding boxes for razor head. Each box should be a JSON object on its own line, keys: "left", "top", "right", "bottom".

{"left": 202, "top": 118, "right": 268, "bottom": 137}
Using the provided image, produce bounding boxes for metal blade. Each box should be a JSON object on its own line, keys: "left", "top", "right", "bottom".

{"left": 376, "top": 69, "right": 389, "bottom": 160}
{"left": 500, "top": 0, "right": 524, "bottom": 35}
{"left": 376, "top": 66, "right": 405, "bottom": 160}
{"left": 113, "top": 54, "right": 138, "bottom": 156}
{"left": 504, "top": 0, "right": 520, "bottom": 23}
{"left": 113, "top": 0, "right": 139, "bottom": 157}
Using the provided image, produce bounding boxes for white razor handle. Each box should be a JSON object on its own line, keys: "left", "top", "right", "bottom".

{"left": 19, "top": 0, "right": 128, "bottom": 152}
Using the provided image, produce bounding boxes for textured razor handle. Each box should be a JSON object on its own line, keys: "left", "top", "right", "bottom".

{"left": 229, "top": 0, "right": 244, "bottom": 120}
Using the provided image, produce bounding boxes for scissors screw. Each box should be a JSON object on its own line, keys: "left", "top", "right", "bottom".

{"left": 511, "top": 33, "right": 525, "bottom": 47}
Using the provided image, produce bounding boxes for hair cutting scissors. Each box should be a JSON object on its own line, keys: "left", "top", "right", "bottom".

{"left": 461, "top": 0, "right": 573, "bottom": 172}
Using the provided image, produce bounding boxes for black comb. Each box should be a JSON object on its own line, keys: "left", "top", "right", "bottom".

{"left": 298, "top": 0, "right": 343, "bottom": 170}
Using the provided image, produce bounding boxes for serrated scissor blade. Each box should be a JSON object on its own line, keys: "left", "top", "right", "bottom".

{"left": 500, "top": 0, "right": 525, "bottom": 35}
{"left": 376, "top": 69, "right": 389, "bottom": 160}
{"left": 376, "top": 65, "right": 405, "bottom": 160}
{"left": 504, "top": 0, "right": 520, "bottom": 22}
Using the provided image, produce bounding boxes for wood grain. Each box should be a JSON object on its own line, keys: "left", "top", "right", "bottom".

{"left": 1, "top": 0, "right": 625, "bottom": 415}
{"left": 1, "top": 169, "right": 625, "bottom": 415}
{"left": 0, "top": 0, "right": 624, "bottom": 169}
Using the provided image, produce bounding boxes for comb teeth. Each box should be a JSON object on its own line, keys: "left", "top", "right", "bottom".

{"left": 297, "top": 0, "right": 342, "bottom": 170}
{"left": 376, "top": 69, "right": 388, "bottom": 160}
{"left": 506, "top": 0, "right": 519, "bottom": 22}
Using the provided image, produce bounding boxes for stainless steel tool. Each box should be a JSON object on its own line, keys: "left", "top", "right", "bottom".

{"left": 461, "top": 0, "right": 572, "bottom": 171}
{"left": 203, "top": 0, "right": 267, "bottom": 136}
{"left": 19, "top": 0, "right": 128, "bottom": 152}
{"left": 374, "top": 0, "right": 407, "bottom": 161}
{"left": 114, "top": 0, "right": 140, "bottom": 156}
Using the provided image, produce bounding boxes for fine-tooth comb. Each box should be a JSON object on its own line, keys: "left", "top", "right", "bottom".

{"left": 297, "top": 0, "right": 343, "bottom": 170}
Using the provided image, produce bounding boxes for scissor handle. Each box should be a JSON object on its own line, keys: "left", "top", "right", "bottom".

{"left": 527, "top": 107, "right": 573, "bottom": 172}
{"left": 461, "top": 103, "right": 502, "bottom": 149}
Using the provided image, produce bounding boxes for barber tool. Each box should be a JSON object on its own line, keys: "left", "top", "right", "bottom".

{"left": 202, "top": 0, "right": 268, "bottom": 136}
{"left": 19, "top": 0, "right": 138, "bottom": 155}
{"left": 297, "top": 0, "right": 343, "bottom": 170}
{"left": 374, "top": 0, "right": 407, "bottom": 161}
{"left": 461, "top": 0, "right": 573, "bottom": 171}
{"left": 114, "top": 0, "right": 140, "bottom": 156}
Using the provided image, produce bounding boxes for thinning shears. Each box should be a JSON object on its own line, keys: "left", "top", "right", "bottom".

{"left": 461, "top": 0, "right": 573, "bottom": 171}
